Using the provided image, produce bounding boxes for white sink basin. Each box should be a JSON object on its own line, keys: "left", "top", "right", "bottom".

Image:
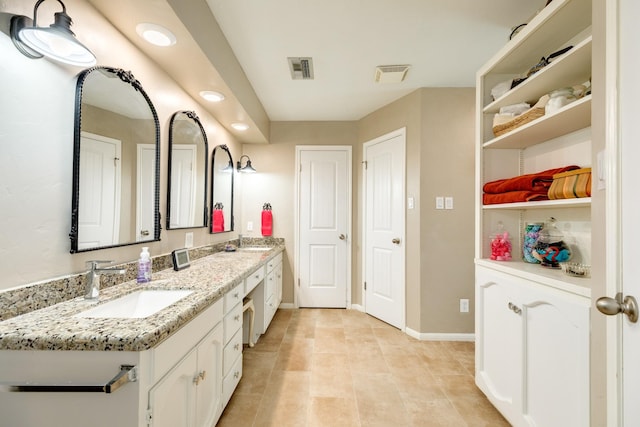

{"left": 239, "top": 247, "right": 271, "bottom": 252}
{"left": 75, "top": 289, "right": 193, "bottom": 319}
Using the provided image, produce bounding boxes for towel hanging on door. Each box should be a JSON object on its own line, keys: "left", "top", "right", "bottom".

{"left": 261, "top": 203, "right": 272, "bottom": 236}
{"left": 212, "top": 202, "right": 225, "bottom": 232}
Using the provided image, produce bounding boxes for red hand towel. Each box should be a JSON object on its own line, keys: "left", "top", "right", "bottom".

{"left": 261, "top": 209, "right": 273, "bottom": 236}
{"left": 212, "top": 209, "right": 224, "bottom": 232}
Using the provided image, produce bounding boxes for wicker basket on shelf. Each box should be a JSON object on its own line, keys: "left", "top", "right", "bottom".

{"left": 492, "top": 107, "right": 545, "bottom": 137}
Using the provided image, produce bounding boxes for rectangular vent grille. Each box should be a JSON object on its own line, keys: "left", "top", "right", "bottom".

{"left": 374, "top": 64, "right": 410, "bottom": 83}
{"left": 288, "top": 57, "right": 314, "bottom": 80}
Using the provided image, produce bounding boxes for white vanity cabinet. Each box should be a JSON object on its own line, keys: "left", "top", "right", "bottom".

{"left": 222, "top": 282, "right": 243, "bottom": 406}
{"left": 147, "top": 323, "right": 224, "bottom": 427}
{"left": 476, "top": 265, "right": 590, "bottom": 427}
{"left": 243, "top": 253, "right": 283, "bottom": 345}
{"left": 146, "top": 298, "right": 225, "bottom": 427}
{"left": 264, "top": 253, "right": 283, "bottom": 330}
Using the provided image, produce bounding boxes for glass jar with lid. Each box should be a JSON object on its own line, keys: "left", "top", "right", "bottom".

{"left": 532, "top": 217, "right": 572, "bottom": 268}
{"left": 545, "top": 87, "right": 577, "bottom": 115}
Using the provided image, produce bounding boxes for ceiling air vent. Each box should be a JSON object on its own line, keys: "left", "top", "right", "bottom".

{"left": 288, "top": 57, "right": 314, "bottom": 80}
{"left": 374, "top": 64, "right": 410, "bottom": 83}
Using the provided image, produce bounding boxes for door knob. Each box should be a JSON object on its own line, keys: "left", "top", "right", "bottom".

{"left": 596, "top": 294, "right": 638, "bottom": 323}
{"left": 339, "top": 234, "right": 346, "bottom": 240}
{"left": 140, "top": 230, "right": 150, "bottom": 236}
{"left": 392, "top": 238, "right": 401, "bottom": 245}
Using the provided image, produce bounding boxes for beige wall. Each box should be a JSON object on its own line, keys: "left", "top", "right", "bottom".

{"left": 243, "top": 89, "right": 475, "bottom": 335}
{"left": 240, "top": 122, "right": 359, "bottom": 305}
{"left": 0, "top": 0, "right": 242, "bottom": 290}
{"left": 358, "top": 88, "right": 476, "bottom": 334}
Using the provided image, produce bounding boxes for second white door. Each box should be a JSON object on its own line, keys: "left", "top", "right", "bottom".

{"left": 364, "top": 129, "right": 406, "bottom": 329}
{"left": 297, "top": 147, "right": 351, "bottom": 308}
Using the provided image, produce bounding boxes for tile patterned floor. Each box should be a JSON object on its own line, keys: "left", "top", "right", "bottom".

{"left": 217, "top": 308, "right": 510, "bottom": 427}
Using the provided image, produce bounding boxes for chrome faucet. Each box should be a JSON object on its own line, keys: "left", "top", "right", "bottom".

{"left": 85, "top": 260, "right": 126, "bottom": 300}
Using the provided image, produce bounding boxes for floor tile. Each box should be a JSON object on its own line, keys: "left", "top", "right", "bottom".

{"left": 218, "top": 308, "right": 509, "bottom": 427}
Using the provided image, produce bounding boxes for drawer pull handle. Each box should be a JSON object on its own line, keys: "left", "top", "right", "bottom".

{"left": 508, "top": 302, "right": 522, "bottom": 315}
{"left": 255, "top": 274, "right": 260, "bottom": 279}
{"left": 234, "top": 371, "right": 240, "bottom": 379}
{"left": 193, "top": 370, "right": 206, "bottom": 385}
{"left": 234, "top": 315, "right": 241, "bottom": 321}
{"left": 234, "top": 343, "right": 240, "bottom": 350}
{"left": 234, "top": 292, "right": 240, "bottom": 299}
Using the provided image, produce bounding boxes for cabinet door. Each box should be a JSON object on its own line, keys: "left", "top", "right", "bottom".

{"left": 475, "top": 267, "right": 522, "bottom": 424}
{"left": 521, "top": 284, "right": 589, "bottom": 427}
{"left": 148, "top": 351, "right": 197, "bottom": 427}
{"left": 195, "top": 324, "right": 224, "bottom": 427}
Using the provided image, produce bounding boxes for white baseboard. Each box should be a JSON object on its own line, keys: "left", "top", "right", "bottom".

{"left": 349, "top": 304, "right": 364, "bottom": 312}
{"left": 278, "top": 303, "right": 296, "bottom": 309}
{"left": 405, "top": 327, "right": 475, "bottom": 342}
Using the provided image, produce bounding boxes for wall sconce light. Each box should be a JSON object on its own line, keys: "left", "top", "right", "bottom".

{"left": 221, "top": 160, "right": 234, "bottom": 173}
{"left": 237, "top": 155, "right": 257, "bottom": 173}
{"left": 10, "top": 0, "right": 96, "bottom": 66}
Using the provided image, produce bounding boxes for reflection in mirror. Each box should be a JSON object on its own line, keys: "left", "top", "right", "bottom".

{"left": 167, "top": 111, "right": 208, "bottom": 229}
{"left": 70, "top": 66, "right": 160, "bottom": 253}
{"left": 210, "top": 145, "right": 234, "bottom": 233}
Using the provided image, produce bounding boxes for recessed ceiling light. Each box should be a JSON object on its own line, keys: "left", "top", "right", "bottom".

{"left": 199, "top": 91, "right": 225, "bottom": 102}
{"left": 136, "top": 23, "right": 176, "bottom": 47}
{"left": 231, "top": 123, "right": 249, "bottom": 131}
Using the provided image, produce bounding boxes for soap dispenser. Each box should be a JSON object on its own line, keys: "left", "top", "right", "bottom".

{"left": 137, "top": 247, "right": 152, "bottom": 283}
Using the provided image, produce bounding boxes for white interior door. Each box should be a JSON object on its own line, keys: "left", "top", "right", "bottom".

{"left": 297, "top": 147, "right": 351, "bottom": 308}
{"left": 363, "top": 129, "right": 405, "bottom": 329}
{"left": 78, "top": 132, "right": 121, "bottom": 250}
{"left": 170, "top": 145, "right": 197, "bottom": 228}
{"left": 619, "top": 2, "right": 640, "bottom": 423}
{"left": 137, "top": 144, "right": 156, "bottom": 241}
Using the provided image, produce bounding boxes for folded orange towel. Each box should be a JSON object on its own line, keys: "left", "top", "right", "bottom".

{"left": 483, "top": 191, "right": 549, "bottom": 205}
{"left": 483, "top": 166, "right": 580, "bottom": 194}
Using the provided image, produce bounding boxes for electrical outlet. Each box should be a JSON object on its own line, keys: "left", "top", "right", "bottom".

{"left": 460, "top": 299, "right": 469, "bottom": 313}
{"left": 184, "top": 232, "right": 193, "bottom": 248}
{"left": 247, "top": 221, "right": 253, "bottom": 231}
{"left": 408, "top": 197, "right": 415, "bottom": 209}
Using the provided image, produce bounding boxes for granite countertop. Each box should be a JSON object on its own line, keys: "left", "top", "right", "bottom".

{"left": 0, "top": 247, "right": 283, "bottom": 352}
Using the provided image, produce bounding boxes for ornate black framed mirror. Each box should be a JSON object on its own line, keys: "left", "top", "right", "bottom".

{"left": 167, "top": 111, "right": 208, "bottom": 229}
{"left": 210, "top": 145, "right": 234, "bottom": 233}
{"left": 70, "top": 66, "right": 161, "bottom": 253}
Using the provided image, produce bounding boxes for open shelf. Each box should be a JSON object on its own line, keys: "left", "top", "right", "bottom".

{"left": 484, "top": 36, "right": 592, "bottom": 114}
{"left": 483, "top": 95, "right": 591, "bottom": 149}
{"left": 482, "top": 197, "right": 591, "bottom": 210}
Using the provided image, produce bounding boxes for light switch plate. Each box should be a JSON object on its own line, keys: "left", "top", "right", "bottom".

{"left": 435, "top": 197, "right": 444, "bottom": 210}
{"left": 247, "top": 221, "right": 254, "bottom": 231}
{"left": 185, "top": 232, "right": 193, "bottom": 248}
{"left": 445, "top": 197, "right": 454, "bottom": 210}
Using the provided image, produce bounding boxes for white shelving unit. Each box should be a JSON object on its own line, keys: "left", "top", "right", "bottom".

{"left": 474, "top": 0, "right": 593, "bottom": 425}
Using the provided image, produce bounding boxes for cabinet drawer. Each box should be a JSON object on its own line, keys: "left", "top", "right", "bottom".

{"left": 222, "top": 354, "right": 242, "bottom": 407}
{"left": 223, "top": 329, "right": 243, "bottom": 375}
{"left": 265, "top": 270, "right": 276, "bottom": 300}
{"left": 224, "top": 283, "right": 243, "bottom": 312}
{"left": 223, "top": 301, "right": 243, "bottom": 343}
{"left": 266, "top": 253, "right": 282, "bottom": 273}
{"left": 245, "top": 267, "right": 265, "bottom": 295}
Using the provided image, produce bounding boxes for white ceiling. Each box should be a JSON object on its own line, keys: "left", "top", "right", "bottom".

{"left": 204, "top": 0, "right": 542, "bottom": 121}
{"left": 89, "top": 0, "right": 543, "bottom": 140}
